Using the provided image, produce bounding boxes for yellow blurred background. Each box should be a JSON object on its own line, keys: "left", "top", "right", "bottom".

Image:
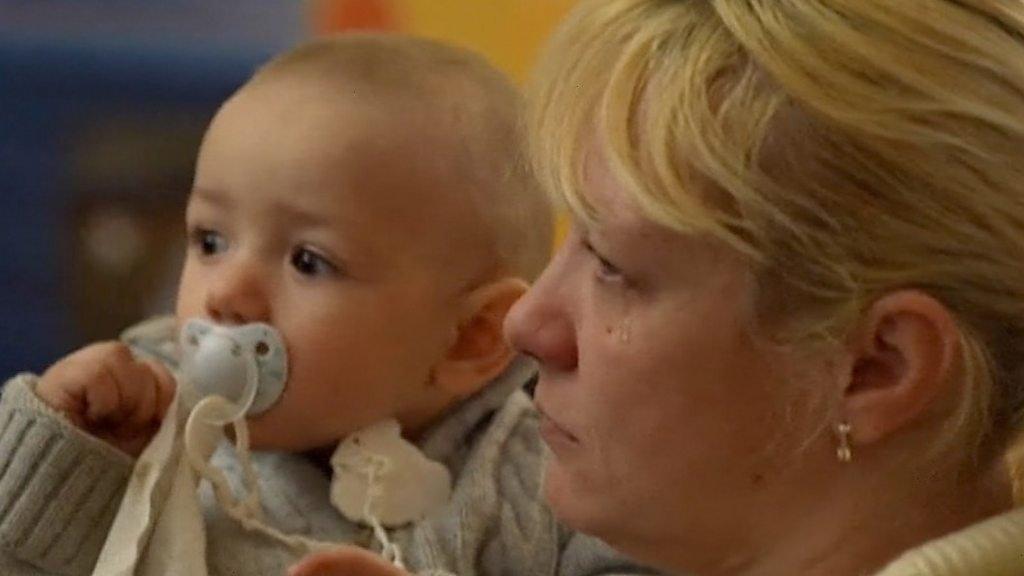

{"left": 311, "top": 0, "right": 577, "bottom": 83}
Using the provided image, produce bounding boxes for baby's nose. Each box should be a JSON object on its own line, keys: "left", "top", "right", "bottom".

{"left": 204, "top": 264, "right": 269, "bottom": 325}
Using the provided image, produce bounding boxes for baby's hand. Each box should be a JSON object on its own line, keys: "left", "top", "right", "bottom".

{"left": 288, "top": 547, "right": 410, "bottom": 576}
{"left": 36, "top": 342, "right": 176, "bottom": 457}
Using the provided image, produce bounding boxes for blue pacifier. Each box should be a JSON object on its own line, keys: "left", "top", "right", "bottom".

{"left": 180, "top": 319, "right": 288, "bottom": 423}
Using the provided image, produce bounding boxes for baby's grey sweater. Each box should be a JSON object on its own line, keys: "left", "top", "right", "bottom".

{"left": 0, "top": 318, "right": 654, "bottom": 576}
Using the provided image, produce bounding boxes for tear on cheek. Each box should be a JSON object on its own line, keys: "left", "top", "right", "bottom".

{"left": 618, "top": 318, "right": 631, "bottom": 343}
{"left": 603, "top": 319, "right": 632, "bottom": 344}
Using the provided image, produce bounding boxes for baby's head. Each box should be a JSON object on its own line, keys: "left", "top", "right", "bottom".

{"left": 175, "top": 34, "right": 552, "bottom": 450}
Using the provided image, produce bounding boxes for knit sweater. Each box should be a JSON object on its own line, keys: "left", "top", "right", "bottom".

{"left": 0, "top": 317, "right": 655, "bottom": 576}
{"left": 873, "top": 504, "right": 1024, "bottom": 576}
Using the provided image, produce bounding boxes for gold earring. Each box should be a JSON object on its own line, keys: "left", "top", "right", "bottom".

{"left": 835, "top": 422, "right": 853, "bottom": 463}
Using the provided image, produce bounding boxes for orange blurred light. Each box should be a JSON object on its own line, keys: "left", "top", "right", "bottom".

{"left": 312, "top": 0, "right": 400, "bottom": 34}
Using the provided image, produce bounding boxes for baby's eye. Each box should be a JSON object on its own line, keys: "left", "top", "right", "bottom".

{"left": 191, "top": 228, "right": 228, "bottom": 256}
{"left": 291, "top": 246, "right": 339, "bottom": 278}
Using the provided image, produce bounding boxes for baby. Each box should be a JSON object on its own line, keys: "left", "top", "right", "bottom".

{"left": 0, "top": 35, "right": 653, "bottom": 576}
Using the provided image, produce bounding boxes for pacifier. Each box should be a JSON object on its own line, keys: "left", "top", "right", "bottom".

{"left": 179, "top": 319, "right": 288, "bottom": 424}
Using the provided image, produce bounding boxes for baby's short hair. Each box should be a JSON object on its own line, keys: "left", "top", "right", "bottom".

{"left": 248, "top": 34, "right": 553, "bottom": 282}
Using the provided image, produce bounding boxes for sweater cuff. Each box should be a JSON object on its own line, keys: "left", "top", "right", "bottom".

{"left": 0, "top": 374, "right": 134, "bottom": 576}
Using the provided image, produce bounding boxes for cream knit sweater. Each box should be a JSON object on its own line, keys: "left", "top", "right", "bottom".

{"left": 873, "top": 504, "right": 1024, "bottom": 575}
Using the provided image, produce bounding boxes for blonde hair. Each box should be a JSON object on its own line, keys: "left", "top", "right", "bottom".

{"left": 251, "top": 34, "right": 552, "bottom": 281}
{"left": 529, "top": 0, "right": 1024, "bottom": 475}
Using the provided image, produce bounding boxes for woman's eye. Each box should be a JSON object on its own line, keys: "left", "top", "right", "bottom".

{"left": 291, "top": 247, "right": 339, "bottom": 278}
{"left": 583, "top": 238, "right": 625, "bottom": 283}
{"left": 595, "top": 254, "right": 624, "bottom": 281}
{"left": 594, "top": 253, "right": 625, "bottom": 283}
{"left": 191, "top": 228, "right": 228, "bottom": 256}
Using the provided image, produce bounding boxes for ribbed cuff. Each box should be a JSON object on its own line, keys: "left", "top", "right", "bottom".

{"left": 0, "top": 374, "right": 134, "bottom": 576}
{"left": 875, "top": 505, "right": 1024, "bottom": 576}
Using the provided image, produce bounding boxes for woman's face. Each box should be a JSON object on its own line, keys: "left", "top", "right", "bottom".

{"left": 504, "top": 146, "right": 840, "bottom": 572}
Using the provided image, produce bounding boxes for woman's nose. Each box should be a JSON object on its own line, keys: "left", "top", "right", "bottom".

{"left": 204, "top": 260, "right": 269, "bottom": 325}
{"left": 504, "top": 268, "right": 578, "bottom": 372}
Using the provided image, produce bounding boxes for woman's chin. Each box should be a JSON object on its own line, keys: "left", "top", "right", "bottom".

{"left": 543, "top": 459, "right": 609, "bottom": 537}
{"left": 542, "top": 460, "right": 664, "bottom": 568}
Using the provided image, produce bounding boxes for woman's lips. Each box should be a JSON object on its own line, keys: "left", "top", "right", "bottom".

{"left": 536, "top": 403, "right": 580, "bottom": 448}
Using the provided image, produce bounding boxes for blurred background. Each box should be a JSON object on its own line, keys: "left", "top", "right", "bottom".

{"left": 0, "top": 0, "right": 575, "bottom": 377}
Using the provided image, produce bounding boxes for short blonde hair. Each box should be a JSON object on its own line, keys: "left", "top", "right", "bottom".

{"left": 252, "top": 34, "right": 552, "bottom": 281}
{"left": 529, "top": 0, "right": 1024, "bottom": 473}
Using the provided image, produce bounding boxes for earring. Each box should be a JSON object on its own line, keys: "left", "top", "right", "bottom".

{"left": 835, "top": 422, "right": 853, "bottom": 463}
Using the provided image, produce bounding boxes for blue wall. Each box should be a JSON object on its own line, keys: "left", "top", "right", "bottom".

{"left": 0, "top": 3, "right": 304, "bottom": 375}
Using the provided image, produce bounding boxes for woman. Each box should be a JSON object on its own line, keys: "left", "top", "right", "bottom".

{"left": 292, "top": 1, "right": 1024, "bottom": 574}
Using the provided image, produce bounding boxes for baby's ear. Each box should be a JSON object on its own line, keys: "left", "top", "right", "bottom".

{"left": 431, "top": 277, "right": 529, "bottom": 397}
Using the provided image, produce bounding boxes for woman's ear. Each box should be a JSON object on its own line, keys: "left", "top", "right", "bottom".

{"left": 431, "top": 277, "right": 529, "bottom": 397}
{"left": 840, "top": 290, "right": 961, "bottom": 446}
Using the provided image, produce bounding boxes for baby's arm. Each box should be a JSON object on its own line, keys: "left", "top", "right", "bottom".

{"left": 0, "top": 343, "right": 174, "bottom": 576}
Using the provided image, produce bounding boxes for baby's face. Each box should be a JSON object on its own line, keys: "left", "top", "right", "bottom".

{"left": 176, "top": 79, "right": 476, "bottom": 450}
